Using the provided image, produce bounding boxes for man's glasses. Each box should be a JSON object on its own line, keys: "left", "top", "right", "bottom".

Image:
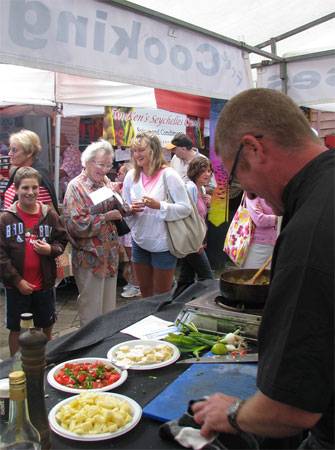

{"left": 228, "top": 143, "right": 244, "bottom": 186}
{"left": 228, "top": 135, "right": 263, "bottom": 186}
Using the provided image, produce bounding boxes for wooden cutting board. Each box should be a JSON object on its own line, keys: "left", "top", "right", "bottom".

{"left": 143, "top": 362, "right": 257, "bottom": 422}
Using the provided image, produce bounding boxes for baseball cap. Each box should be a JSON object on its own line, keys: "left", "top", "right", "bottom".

{"left": 165, "top": 143, "right": 176, "bottom": 150}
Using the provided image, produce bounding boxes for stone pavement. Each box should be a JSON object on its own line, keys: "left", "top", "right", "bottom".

{"left": 0, "top": 279, "right": 136, "bottom": 361}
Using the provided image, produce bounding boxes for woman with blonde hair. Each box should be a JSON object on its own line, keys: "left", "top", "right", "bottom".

{"left": 122, "top": 132, "right": 191, "bottom": 297}
{"left": 4, "top": 129, "right": 59, "bottom": 212}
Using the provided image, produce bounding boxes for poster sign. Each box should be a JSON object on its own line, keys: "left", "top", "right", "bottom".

{"left": 103, "top": 106, "right": 201, "bottom": 148}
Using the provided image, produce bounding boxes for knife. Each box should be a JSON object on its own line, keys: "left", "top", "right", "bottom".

{"left": 177, "top": 353, "right": 258, "bottom": 364}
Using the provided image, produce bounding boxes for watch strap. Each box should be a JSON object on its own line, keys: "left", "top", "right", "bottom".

{"left": 227, "top": 399, "right": 245, "bottom": 432}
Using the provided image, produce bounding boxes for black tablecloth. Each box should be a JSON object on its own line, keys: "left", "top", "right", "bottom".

{"left": 0, "top": 280, "right": 301, "bottom": 450}
{"left": 0, "top": 281, "right": 218, "bottom": 450}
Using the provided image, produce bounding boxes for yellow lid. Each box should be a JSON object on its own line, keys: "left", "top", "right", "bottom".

{"left": 9, "top": 371, "right": 26, "bottom": 385}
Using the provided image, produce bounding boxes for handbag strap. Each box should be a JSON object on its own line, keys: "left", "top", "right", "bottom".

{"left": 162, "top": 171, "right": 174, "bottom": 203}
{"left": 241, "top": 191, "right": 247, "bottom": 208}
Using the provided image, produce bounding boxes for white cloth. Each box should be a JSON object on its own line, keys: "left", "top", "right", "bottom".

{"left": 241, "top": 243, "right": 274, "bottom": 269}
{"left": 122, "top": 167, "right": 191, "bottom": 252}
{"left": 175, "top": 427, "right": 218, "bottom": 450}
{"left": 73, "top": 266, "right": 117, "bottom": 327}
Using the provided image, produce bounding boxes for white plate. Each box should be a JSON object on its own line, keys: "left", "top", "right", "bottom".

{"left": 106, "top": 339, "right": 180, "bottom": 370}
{"left": 48, "top": 392, "right": 142, "bottom": 441}
{"left": 47, "top": 357, "right": 128, "bottom": 394}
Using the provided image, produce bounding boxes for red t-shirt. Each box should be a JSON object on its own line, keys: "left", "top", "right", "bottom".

{"left": 17, "top": 204, "right": 43, "bottom": 291}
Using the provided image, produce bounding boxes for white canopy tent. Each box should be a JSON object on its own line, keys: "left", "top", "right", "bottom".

{"left": 130, "top": 0, "right": 335, "bottom": 111}
{"left": 0, "top": 0, "right": 334, "bottom": 197}
{"left": 1, "top": 0, "right": 334, "bottom": 109}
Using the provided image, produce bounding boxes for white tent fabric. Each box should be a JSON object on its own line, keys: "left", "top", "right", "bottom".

{"left": 56, "top": 73, "right": 157, "bottom": 108}
{"left": 131, "top": 0, "right": 335, "bottom": 60}
{"left": 0, "top": 65, "right": 55, "bottom": 107}
{"left": 0, "top": 0, "right": 334, "bottom": 111}
{"left": 0, "top": 65, "right": 157, "bottom": 111}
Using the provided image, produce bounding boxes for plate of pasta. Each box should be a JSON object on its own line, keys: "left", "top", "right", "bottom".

{"left": 48, "top": 392, "right": 142, "bottom": 441}
{"left": 107, "top": 339, "right": 180, "bottom": 370}
{"left": 47, "top": 358, "right": 128, "bottom": 394}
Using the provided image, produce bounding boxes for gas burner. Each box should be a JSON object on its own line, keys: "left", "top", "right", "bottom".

{"left": 214, "top": 296, "right": 264, "bottom": 315}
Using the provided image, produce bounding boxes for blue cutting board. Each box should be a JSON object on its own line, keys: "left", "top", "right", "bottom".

{"left": 143, "top": 363, "right": 257, "bottom": 422}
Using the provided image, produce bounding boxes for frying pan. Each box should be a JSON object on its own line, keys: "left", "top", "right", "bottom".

{"left": 220, "top": 268, "right": 270, "bottom": 305}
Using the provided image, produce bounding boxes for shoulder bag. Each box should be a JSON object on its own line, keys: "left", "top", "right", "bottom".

{"left": 223, "top": 193, "right": 254, "bottom": 266}
{"left": 163, "top": 172, "right": 207, "bottom": 258}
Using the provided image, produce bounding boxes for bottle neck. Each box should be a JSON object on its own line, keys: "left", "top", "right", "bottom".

{"left": 8, "top": 397, "right": 31, "bottom": 429}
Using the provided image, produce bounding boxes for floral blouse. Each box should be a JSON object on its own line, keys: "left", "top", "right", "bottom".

{"left": 63, "top": 170, "right": 119, "bottom": 278}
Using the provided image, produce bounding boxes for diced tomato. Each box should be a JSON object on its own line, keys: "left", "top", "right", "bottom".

{"left": 107, "top": 374, "right": 120, "bottom": 384}
{"left": 54, "top": 361, "right": 120, "bottom": 389}
{"left": 77, "top": 373, "right": 86, "bottom": 383}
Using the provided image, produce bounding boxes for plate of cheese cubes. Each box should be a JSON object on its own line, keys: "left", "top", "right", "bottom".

{"left": 107, "top": 339, "right": 180, "bottom": 370}
{"left": 48, "top": 392, "right": 142, "bottom": 441}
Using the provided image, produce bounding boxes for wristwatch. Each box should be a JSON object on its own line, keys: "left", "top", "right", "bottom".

{"left": 227, "top": 399, "right": 245, "bottom": 432}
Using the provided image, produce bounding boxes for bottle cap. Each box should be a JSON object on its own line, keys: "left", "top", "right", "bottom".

{"left": 20, "top": 312, "right": 33, "bottom": 321}
{"left": 9, "top": 371, "right": 26, "bottom": 385}
{"left": 20, "top": 312, "right": 34, "bottom": 329}
{"left": 0, "top": 378, "right": 9, "bottom": 397}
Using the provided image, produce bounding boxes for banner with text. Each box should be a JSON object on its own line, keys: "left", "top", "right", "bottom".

{"left": 256, "top": 56, "right": 335, "bottom": 110}
{"left": 1, "top": 0, "right": 252, "bottom": 99}
{"left": 103, "top": 106, "right": 202, "bottom": 148}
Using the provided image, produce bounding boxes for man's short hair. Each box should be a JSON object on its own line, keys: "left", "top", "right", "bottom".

{"left": 14, "top": 167, "right": 41, "bottom": 188}
{"left": 171, "top": 133, "right": 193, "bottom": 150}
{"left": 215, "top": 88, "right": 320, "bottom": 159}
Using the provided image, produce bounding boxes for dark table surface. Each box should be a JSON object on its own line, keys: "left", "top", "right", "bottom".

{"left": 1, "top": 280, "right": 301, "bottom": 450}
{"left": 1, "top": 281, "right": 218, "bottom": 450}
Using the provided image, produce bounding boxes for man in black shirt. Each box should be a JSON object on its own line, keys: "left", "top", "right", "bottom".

{"left": 192, "top": 88, "right": 334, "bottom": 449}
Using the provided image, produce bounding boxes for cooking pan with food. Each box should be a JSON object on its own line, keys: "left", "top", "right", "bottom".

{"left": 220, "top": 268, "right": 270, "bottom": 304}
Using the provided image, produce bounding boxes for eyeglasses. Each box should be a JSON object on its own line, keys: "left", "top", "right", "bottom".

{"left": 228, "top": 135, "right": 263, "bottom": 186}
{"left": 92, "top": 160, "right": 113, "bottom": 171}
{"left": 9, "top": 146, "right": 19, "bottom": 154}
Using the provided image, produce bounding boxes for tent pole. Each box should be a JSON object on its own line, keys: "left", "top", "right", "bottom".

{"left": 54, "top": 104, "right": 62, "bottom": 202}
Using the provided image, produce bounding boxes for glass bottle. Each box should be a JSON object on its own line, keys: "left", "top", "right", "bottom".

{"left": 0, "top": 371, "right": 41, "bottom": 450}
{"left": 12, "top": 313, "right": 34, "bottom": 371}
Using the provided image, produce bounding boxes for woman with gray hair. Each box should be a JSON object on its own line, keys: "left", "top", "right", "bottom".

{"left": 63, "top": 139, "right": 123, "bottom": 327}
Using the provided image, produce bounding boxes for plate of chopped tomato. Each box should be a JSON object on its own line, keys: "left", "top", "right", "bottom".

{"left": 47, "top": 358, "right": 128, "bottom": 394}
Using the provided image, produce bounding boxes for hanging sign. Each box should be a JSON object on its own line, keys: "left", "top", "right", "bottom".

{"left": 103, "top": 106, "right": 201, "bottom": 148}
{"left": 1, "top": 0, "right": 252, "bottom": 99}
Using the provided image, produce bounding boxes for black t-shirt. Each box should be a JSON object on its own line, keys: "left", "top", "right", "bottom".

{"left": 257, "top": 150, "right": 334, "bottom": 446}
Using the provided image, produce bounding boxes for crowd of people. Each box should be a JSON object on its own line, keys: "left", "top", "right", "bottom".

{"left": 0, "top": 87, "right": 333, "bottom": 448}
{"left": 0, "top": 128, "right": 220, "bottom": 351}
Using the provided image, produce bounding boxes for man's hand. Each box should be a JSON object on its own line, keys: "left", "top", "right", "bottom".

{"left": 33, "top": 240, "right": 51, "bottom": 255}
{"left": 105, "top": 210, "right": 122, "bottom": 221}
{"left": 192, "top": 393, "right": 238, "bottom": 438}
{"left": 18, "top": 279, "right": 36, "bottom": 295}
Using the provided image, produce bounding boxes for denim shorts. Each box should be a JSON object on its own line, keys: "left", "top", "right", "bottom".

{"left": 6, "top": 288, "right": 56, "bottom": 331}
{"left": 131, "top": 239, "right": 177, "bottom": 270}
